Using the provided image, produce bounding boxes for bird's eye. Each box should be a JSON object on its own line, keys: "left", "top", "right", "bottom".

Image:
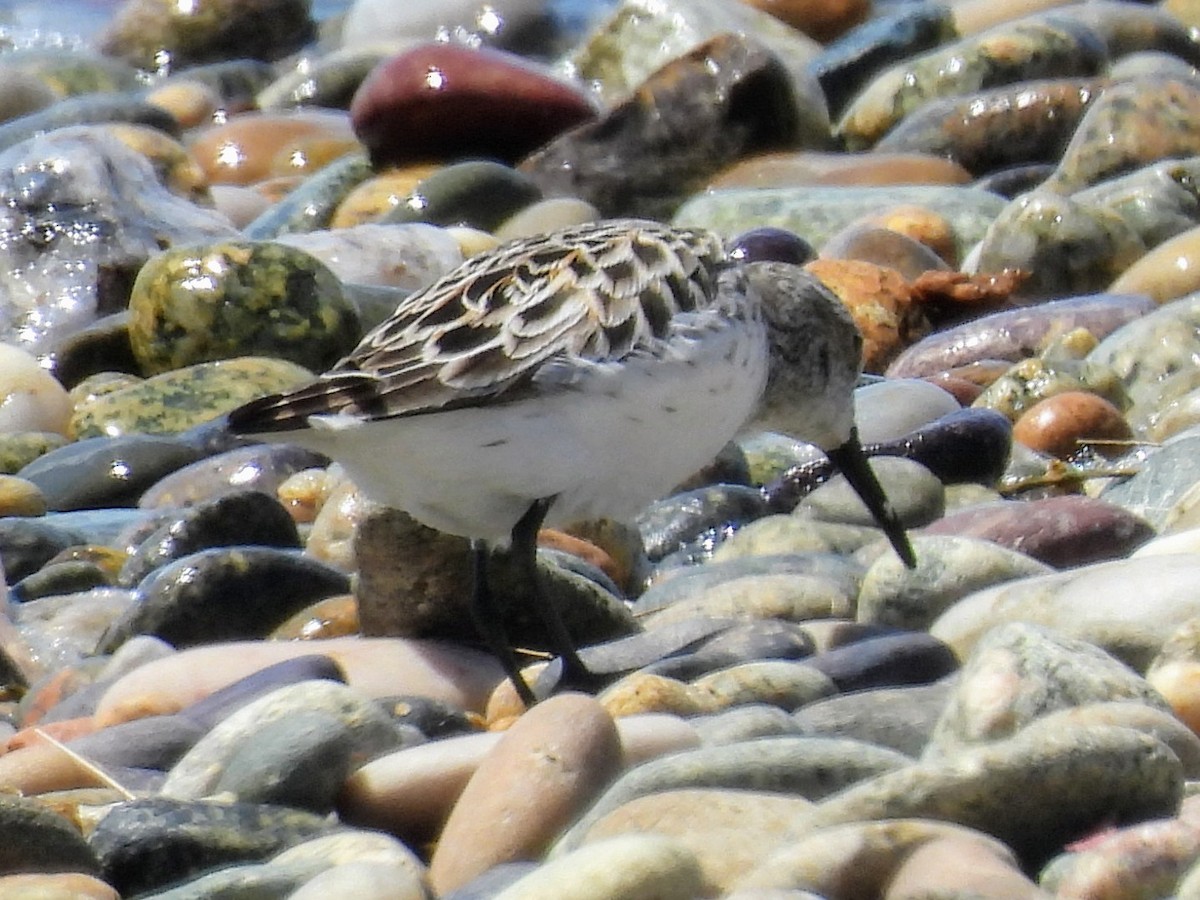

{"left": 726, "top": 227, "right": 815, "bottom": 266}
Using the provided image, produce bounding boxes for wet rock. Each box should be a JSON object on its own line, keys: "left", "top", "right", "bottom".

{"left": 922, "top": 494, "right": 1154, "bottom": 568}
{"left": 98, "top": 547, "right": 351, "bottom": 652}
{"left": 801, "top": 632, "right": 958, "bottom": 693}
{"left": 743, "top": 0, "right": 867, "bottom": 43}
{"left": 1110, "top": 223, "right": 1200, "bottom": 304}
{"left": 532, "top": 34, "right": 815, "bottom": 221}
{"left": 380, "top": 160, "right": 543, "bottom": 231}
{"left": 186, "top": 109, "right": 356, "bottom": 186}
{"left": 819, "top": 225, "right": 951, "bottom": 279}
{"left": 637, "top": 486, "right": 770, "bottom": 562}
{"left": 99, "top": 0, "right": 315, "bottom": 70}
{"left": 128, "top": 241, "right": 360, "bottom": 375}
{"left": 711, "top": 149, "right": 972, "bottom": 191}
{"left": 644, "top": 621, "right": 815, "bottom": 682}
{"left": 352, "top": 43, "right": 595, "bottom": 167}
{"left": 875, "top": 77, "right": 1103, "bottom": 175}
{"left": 88, "top": 798, "right": 334, "bottom": 896}
{"left": 0, "top": 128, "right": 235, "bottom": 351}
{"left": 242, "top": 152, "right": 375, "bottom": 239}
{"left": 138, "top": 443, "right": 328, "bottom": 510}
{"left": 18, "top": 435, "right": 206, "bottom": 512}
{"left": 809, "top": 2, "right": 957, "bottom": 118}
{"left": 118, "top": 490, "right": 300, "bottom": 586}
{"left": 0, "top": 795, "right": 100, "bottom": 877}
{"left": 1012, "top": 390, "right": 1132, "bottom": 458}
{"left": 836, "top": 15, "right": 1107, "bottom": 150}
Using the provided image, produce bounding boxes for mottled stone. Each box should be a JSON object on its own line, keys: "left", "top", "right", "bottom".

{"left": 930, "top": 555, "right": 1200, "bottom": 670}
{"left": 636, "top": 486, "right": 770, "bottom": 562}
{"left": 921, "top": 495, "right": 1154, "bottom": 568}
{"left": 857, "top": 535, "right": 1052, "bottom": 631}
{"left": 98, "top": 547, "right": 350, "bottom": 651}
{"left": 379, "top": 159, "right": 542, "bottom": 231}
{"left": 708, "top": 514, "right": 889, "bottom": 562}
{"left": 710, "top": 151, "right": 972, "bottom": 191}
{"left": 429, "top": 693, "right": 623, "bottom": 894}
{"left": 689, "top": 703, "right": 805, "bottom": 744}
{"left": 801, "top": 456, "right": 945, "bottom": 531}
{"left": 1046, "top": 78, "right": 1200, "bottom": 193}
{"left": 164, "top": 680, "right": 404, "bottom": 805}
{"left": 837, "top": 16, "right": 1106, "bottom": 150}
{"left": 926, "top": 622, "right": 1168, "bottom": 756}
{"left": 1030, "top": 701, "right": 1200, "bottom": 779}
{"left": 875, "top": 77, "right": 1103, "bottom": 176}
{"left": 352, "top": 43, "right": 595, "bottom": 167}
{"left": 138, "top": 443, "right": 327, "bottom": 510}
{"left": 1110, "top": 224, "right": 1200, "bottom": 304}
{"left": 128, "top": 242, "right": 360, "bottom": 376}
{"left": 0, "top": 795, "right": 100, "bottom": 876}
{"left": 88, "top": 798, "right": 334, "bottom": 896}
{"left": 644, "top": 620, "right": 815, "bottom": 682}
{"left": 690, "top": 661, "right": 838, "bottom": 710}
{"left": 793, "top": 680, "right": 953, "bottom": 757}
{"left": 242, "top": 152, "right": 376, "bottom": 240}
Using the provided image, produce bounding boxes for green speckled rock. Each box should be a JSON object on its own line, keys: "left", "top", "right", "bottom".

{"left": 128, "top": 241, "right": 361, "bottom": 376}
{"left": 71, "top": 357, "right": 313, "bottom": 439}
{"left": 0, "top": 432, "right": 69, "bottom": 475}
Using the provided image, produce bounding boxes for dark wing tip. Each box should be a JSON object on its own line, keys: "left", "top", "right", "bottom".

{"left": 226, "top": 373, "right": 382, "bottom": 436}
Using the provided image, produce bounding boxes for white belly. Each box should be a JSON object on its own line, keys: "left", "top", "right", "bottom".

{"left": 293, "top": 315, "right": 768, "bottom": 542}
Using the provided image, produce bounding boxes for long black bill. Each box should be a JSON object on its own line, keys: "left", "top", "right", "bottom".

{"left": 824, "top": 427, "right": 918, "bottom": 569}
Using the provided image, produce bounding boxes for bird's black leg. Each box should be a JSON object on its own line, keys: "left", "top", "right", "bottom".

{"left": 469, "top": 538, "right": 536, "bottom": 707}
{"left": 511, "top": 497, "right": 597, "bottom": 692}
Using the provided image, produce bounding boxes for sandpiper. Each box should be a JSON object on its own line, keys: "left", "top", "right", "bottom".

{"left": 227, "top": 218, "right": 915, "bottom": 704}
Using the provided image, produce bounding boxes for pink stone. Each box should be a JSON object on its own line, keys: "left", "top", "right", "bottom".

{"left": 350, "top": 43, "right": 597, "bottom": 166}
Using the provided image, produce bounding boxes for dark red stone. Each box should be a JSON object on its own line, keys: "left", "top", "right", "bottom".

{"left": 921, "top": 495, "right": 1154, "bottom": 567}
{"left": 349, "top": 42, "right": 597, "bottom": 167}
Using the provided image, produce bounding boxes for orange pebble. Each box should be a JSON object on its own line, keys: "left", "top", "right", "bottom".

{"left": 1013, "top": 390, "right": 1133, "bottom": 459}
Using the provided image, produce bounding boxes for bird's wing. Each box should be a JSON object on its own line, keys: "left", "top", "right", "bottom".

{"left": 227, "top": 219, "right": 728, "bottom": 435}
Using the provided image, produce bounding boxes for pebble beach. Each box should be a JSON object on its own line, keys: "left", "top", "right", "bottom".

{"left": 1, "top": 0, "right": 1200, "bottom": 896}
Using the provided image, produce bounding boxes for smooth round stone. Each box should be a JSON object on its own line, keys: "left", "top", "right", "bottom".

{"left": 673, "top": 186, "right": 1005, "bottom": 264}
{"left": 11, "top": 560, "right": 113, "bottom": 603}
{"left": 887, "top": 293, "right": 1156, "bottom": 379}
{"left": 118, "top": 490, "right": 301, "bottom": 587}
{"left": 97, "top": 547, "right": 351, "bottom": 652}
{"left": 854, "top": 381, "right": 962, "bottom": 446}
{"left": 929, "top": 555, "right": 1200, "bottom": 671}
{"left": 380, "top": 159, "right": 542, "bottom": 231}
{"left": 1110, "top": 224, "right": 1200, "bottom": 303}
{"left": 493, "top": 834, "right": 704, "bottom": 900}
{"left": 289, "top": 861, "right": 428, "bottom": 900}
{"left": 596, "top": 673, "right": 716, "bottom": 718}
{"left": 351, "top": 43, "right": 595, "bottom": 167}
{"left": 804, "top": 723, "right": 1181, "bottom": 870}
{"left": 0, "top": 873, "right": 117, "bottom": 899}
{"left": 0, "top": 475, "right": 46, "bottom": 517}
{"left": 736, "top": 819, "right": 1032, "bottom": 897}
{"left": 186, "top": 110, "right": 356, "bottom": 186}
{"left": 163, "top": 679, "right": 402, "bottom": 804}
{"left": 525, "top": 32, "right": 819, "bottom": 221}
{"left": 241, "top": 153, "right": 377, "bottom": 240}
{"left": 429, "top": 693, "right": 624, "bottom": 894}
{"left": 925, "top": 622, "right": 1168, "bottom": 757}
{"left": 690, "top": 703, "right": 805, "bottom": 744}
{"left": 0, "top": 795, "right": 101, "bottom": 876}
{"left": 88, "top": 797, "right": 334, "bottom": 896}
{"left": 18, "top": 435, "right": 206, "bottom": 512}
{"left": 72, "top": 357, "right": 313, "bottom": 439}
{"left": 128, "top": 242, "right": 360, "bottom": 376}
{"left": 711, "top": 515, "right": 891, "bottom": 562}
{"left": 1012, "top": 390, "right": 1133, "bottom": 458}
{"left": 921, "top": 495, "right": 1154, "bottom": 568}
{"left": 1041, "top": 814, "right": 1200, "bottom": 899}
{"left": 743, "top": 0, "right": 866, "bottom": 41}
{"left": 710, "top": 151, "right": 972, "bottom": 190}
{"left": 0, "top": 345, "right": 72, "bottom": 437}
{"left": 274, "top": 222, "right": 465, "bottom": 290}
{"left": 0, "top": 433, "right": 68, "bottom": 477}
{"left": 819, "top": 225, "right": 951, "bottom": 279}
{"left": 98, "top": 0, "right": 314, "bottom": 70}
{"left": 1029, "top": 701, "right": 1200, "bottom": 779}
{"left": 801, "top": 259, "right": 927, "bottom": 373}
{"left": 138, "top": 444, "right": 328, "bottom": 510}
{"left": 494, "top": 196, "right": 602, "bottom": 241}
{"left": 144, "top": 78, "right": 221, "bottom": 130}
{"left": 572, "top": 788, "right": 815, "bottom": 892}
{"left": 60, "top": 713, "right": 206, "bottom": 772}
{"left": 857, "top": 535, "right": 1053, "bottom": 631}
{"left": 800, "top": 632, "right": 958, "bottom": 693}
{"left": 327, "top": 163, "right": 444, "bottom": 228}
{"left": 1046, "top": 78, "right": 1200, "bottom": 193}
{"left": 836, "top": 16, "right": 1105, "bottom": 150}
{"left": 273, "top": 829, "right": 427, "bottom": 883}
{"left": 636, "top": 486, "right": 770, "bottom": 562}
{"left": 560, "top": 735, "right": 908, "bottom": 854}
{"left": 792, "top": 681, "right": 953, "bottom": 757}
{"left": 644, "top": 620, "right": 816, "bottom": 682}
{"left": 270, "top": 594, "right": 359, "bottom": 640}
{"left": 800, "top": 456, "right": 945, "bottom": 531}
{"left": 970, "top": 352, "right": 1126, "bottom": 423}
{"left": 1102, "top": 434, "right": 1200, "bottom": 530}
{"left": 691, "top": 661, "right": 838, "bottom": 711}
